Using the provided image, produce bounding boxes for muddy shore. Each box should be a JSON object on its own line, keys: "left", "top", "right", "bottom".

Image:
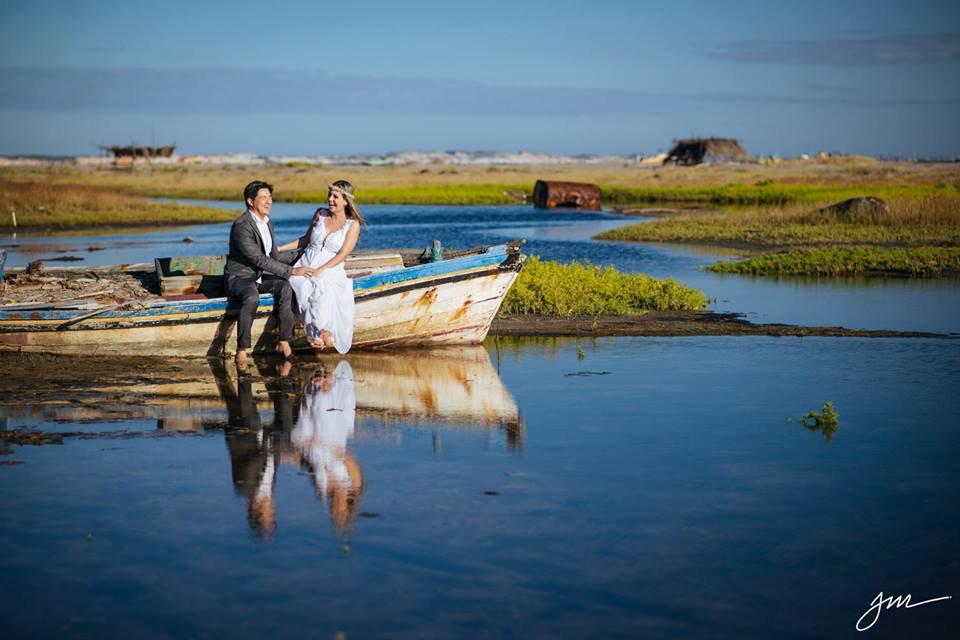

{"left": 491, "top": 311, "right": 954, "bottom": 339}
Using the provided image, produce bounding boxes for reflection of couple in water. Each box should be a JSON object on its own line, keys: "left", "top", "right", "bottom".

{"left": 291, "top": 361, "right": 362, "bottom": 534}
{"left": 224, "top": 179, "right": 364, "bottom": 370}
{"left": 220, "top": 360, "right": 362, "bottom": 539}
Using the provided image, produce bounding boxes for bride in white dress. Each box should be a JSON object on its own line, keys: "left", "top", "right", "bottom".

{"left": 278, "top": 180, "right": 363, "bottom": 353}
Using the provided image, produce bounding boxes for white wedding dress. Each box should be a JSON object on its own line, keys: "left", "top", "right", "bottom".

{"left": 288, "top": 214, "right": 355, "bottom": 353}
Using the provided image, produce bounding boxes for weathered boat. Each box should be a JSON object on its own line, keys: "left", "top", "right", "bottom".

{"left": 0, "top": 242, "right": 525, "bottom": 356}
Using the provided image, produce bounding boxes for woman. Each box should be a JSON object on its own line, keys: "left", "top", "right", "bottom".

{"left": 279, "top": 180, "right": 363, "bottom": 353}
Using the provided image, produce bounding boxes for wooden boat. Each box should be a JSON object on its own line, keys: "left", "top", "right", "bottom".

{"left": 0, "top": 242, "right": 525, "bottom": 356}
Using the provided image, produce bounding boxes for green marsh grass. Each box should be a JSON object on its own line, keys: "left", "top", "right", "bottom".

{"left": 707, "top": 247, "right": 960, "bottom": 276}
{"left": 293, "top": 183, "right": 530, "bottom": 205}
{"left": 597, "top": 196, "right": 960, "bottom": 248}
{"left": 502, "top": 256, "right": 707, "bottom": 315}
{"left": 600, "top": 182, "right": 957, "bottom": 206}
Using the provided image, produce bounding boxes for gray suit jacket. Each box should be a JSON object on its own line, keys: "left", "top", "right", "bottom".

{"left": 224, "top": 210, "right": 294, "bottom": 281}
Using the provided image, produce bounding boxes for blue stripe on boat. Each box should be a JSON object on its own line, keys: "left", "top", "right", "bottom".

{"left": 0, "top": 244, "right": 511, "bottom": 322}
{"left": 352, "top": 244, "right": 505, "bottom": 292}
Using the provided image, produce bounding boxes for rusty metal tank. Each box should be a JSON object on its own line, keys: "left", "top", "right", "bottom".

{"left": 533, "top": 180, "right": 601, "bottom": 211}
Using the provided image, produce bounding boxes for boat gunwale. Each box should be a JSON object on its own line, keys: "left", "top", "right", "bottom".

{"left": 0, "top": 244, "right": 524, "bottom": 329}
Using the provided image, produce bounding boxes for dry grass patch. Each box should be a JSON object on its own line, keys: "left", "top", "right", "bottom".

{"left": 0, "top": 179, "right": 237, "bottom": 228}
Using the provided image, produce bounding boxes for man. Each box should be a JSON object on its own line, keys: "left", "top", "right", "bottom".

{"left": 225, "top": 180, "right": 316, "bottom": 368}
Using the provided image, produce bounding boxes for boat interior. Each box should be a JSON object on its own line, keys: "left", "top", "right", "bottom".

{"left": 0, "top": 243, "right": 520, "bottom": 309}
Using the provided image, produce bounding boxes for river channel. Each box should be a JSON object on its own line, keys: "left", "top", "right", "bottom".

{"left": 2, "top": 201, "right": 959, "bottom": 333}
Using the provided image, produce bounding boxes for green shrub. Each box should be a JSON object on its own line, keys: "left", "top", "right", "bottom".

{"left": 501, "top": 256, "right": 707, "bottom": 315}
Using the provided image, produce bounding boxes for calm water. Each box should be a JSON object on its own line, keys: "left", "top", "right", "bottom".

{"left": 1, "top": 338, "right": 957, "bottom": 638}
{"left": 2, "top": 202, "right": 958, "bottom": 637}
{"left": 2, "top": 201, "right": 959, "bottom": 333}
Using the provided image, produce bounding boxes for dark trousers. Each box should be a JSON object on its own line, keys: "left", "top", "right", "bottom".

{"left": 226, "top": 275, "right": 295, "bottom": 350}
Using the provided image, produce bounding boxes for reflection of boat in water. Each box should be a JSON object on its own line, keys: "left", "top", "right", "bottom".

{"left": 0, "top": 243, "right": 525, "bottom": 356}
{"left": 0, "top": 348, "right": 521, "bottom": 537}
{"left": 0, "top": 347, "right": 521, "bottom": 439}
{"left": 339, "top": 347, "right": 521, "bottom": 431}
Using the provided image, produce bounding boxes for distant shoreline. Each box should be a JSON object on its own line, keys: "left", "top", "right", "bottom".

{"left": 2, "top": 150, "right": 958, "bottom": 167}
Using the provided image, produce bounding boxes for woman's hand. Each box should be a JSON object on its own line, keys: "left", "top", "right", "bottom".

{"left": 291, "top": 266, "right": 319, "bottom": 277}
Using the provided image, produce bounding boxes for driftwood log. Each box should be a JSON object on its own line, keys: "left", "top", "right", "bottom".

{"left": 533, "top": 180, "right": 601, "bottom": 211}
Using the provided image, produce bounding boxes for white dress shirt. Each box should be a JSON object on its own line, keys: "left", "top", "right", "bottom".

{"left": 249, "top": 210, "right": 272, "bottom": 282}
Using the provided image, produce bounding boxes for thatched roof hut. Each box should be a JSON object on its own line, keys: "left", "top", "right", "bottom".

{"left": 664, "top": 138, "right": 752, "bottom": 166}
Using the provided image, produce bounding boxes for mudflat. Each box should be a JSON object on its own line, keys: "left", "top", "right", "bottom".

{"left": 491, "top": 311, "right": 954, "bottom": 338}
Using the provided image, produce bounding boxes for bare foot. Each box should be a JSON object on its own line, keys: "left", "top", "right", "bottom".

{"left": 309, "top": 340, "right": 325, "bottom": 350}
{"left": 235, "top": 349, "right": 249, "bottom": 373}
{"left": 276, "top": 341, "right": 296, "bottom": 361}
{"left": 320, "top": 329, "right": 334, "bottom": 349}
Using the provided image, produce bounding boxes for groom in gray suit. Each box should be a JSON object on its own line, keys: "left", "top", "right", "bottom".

{"left": 225, "top": 180, "right": 316, "bottom": 366}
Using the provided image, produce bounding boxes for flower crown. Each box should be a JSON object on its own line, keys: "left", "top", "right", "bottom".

{"left": 328, "top": 184, "right": 355, "bottom": 200}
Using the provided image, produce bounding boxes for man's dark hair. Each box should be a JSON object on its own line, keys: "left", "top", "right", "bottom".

{"left": 243, "top": 180, "right": 273, "bottom": 207}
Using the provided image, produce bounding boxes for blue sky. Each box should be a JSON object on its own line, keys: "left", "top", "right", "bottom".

{"left": 1, "top": 0, "right": 958, "bottom": 157}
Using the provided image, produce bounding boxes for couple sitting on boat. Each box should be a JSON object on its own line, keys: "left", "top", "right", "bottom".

{"left": 225, "top": 179, "right": 363, "bottom": 367}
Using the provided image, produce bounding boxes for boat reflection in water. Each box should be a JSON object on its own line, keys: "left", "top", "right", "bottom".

{"left": 1, "top": 346, "right": 521, "bottom": 538}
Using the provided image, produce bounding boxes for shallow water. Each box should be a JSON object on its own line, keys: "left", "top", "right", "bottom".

{"left": 2, "top": 201, "right": 959, "bottom": 333}
{"left": 1, "top": 338, "right": 957, "bottom": 638}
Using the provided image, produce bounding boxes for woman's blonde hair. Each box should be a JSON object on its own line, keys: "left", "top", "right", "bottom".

{"left": 330, "top": 179, "right": 366, "bottom": 225}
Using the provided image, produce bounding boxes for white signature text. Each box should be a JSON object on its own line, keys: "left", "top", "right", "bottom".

{"left": 856, "top": 591, "right": 952, "bottom": 631}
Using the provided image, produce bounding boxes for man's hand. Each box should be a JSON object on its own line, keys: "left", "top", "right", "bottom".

{"left": 292, "top": 266, "right": 319, "bottom": 277}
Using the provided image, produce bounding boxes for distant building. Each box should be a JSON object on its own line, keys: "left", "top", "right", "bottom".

{"left": 101, "top": 144, "right": 176, "bottom": 159}
{"left": 663, "top": 138, "right": 752, "bottom": 166}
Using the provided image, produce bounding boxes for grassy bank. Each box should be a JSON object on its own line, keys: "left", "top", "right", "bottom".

{"left": 2, "top": 159, "right": 958, "bottom": 234}
{"left": 0, "top": 179, "right": 237, "bottom": 229}
{"left": 707, "top": 247, "right": 960, "bottom": 276}
{"left": 3, "top": 157, "right": 958, "bottom": 205}
{"left": 596, "top": 196, "right": 960, "bottom": 248}
{"left": 292, "top": 183, "right": 530, "bottom": 206}
{"left": 502, "top": 256, "right": 707, "bottom": 315}
{"left": 602, "top": 182, "right": 958, "bottom": 206}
